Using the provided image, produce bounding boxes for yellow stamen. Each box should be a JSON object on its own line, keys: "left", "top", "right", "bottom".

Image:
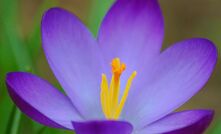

{"left": 100, "top": 58, "right": 137, "bottom": 119}
{"left": 100, "top": 74, "right": 110, "bottom": 118}
{"left": 113, "top": 71, "right": 137, "bottom": 119}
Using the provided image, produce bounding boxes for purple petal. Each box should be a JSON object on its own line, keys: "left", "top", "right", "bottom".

{"left": 98, "top": 0, "right": 164, "bottom": 77}
{"left": 138, "top": 109, "right": 214, "bottom": 134}
{"left": 41, "top": 8, "right": 104, "bottom": 119}
{"left": 6, "top": 72, "right": 82, "bottom": 129}
{"left": 123, "top": 38, "right": 217, "bottom": 128}
{"left": 73, "top": 120, "right": 133, "bottom": 134}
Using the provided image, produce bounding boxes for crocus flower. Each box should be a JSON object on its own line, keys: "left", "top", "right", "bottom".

{"left": 6, "top": 0, "right": 217, "bottom": 133}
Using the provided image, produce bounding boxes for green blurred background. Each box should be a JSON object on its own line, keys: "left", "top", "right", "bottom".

{"left": 0, "top": 0, "right": 220, "bottom": 133}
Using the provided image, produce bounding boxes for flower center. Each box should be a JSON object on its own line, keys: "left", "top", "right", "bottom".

{"left": 100, "top": 58, "right": 137, "bottom": 120}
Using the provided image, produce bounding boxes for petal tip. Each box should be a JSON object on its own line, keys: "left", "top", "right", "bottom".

{"left": 72, "top": 120, "right": 133, "bottom": 134}
{"left": 6, "top": 72, "right": 23, "bottom": 84}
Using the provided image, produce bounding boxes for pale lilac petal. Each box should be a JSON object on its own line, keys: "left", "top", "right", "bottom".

{"left": 41, "top": 8, "right": 104, "bottom": 119}
{"left": 138, "top": 110, "right": 213, "bottom": 134}
{"left": 98, "top": 0, "right": 164, "bottom": 79}
{"left": 6, "top": 72, "right": 82, "bottom": 129}
{"left": 73, "top": 120, "right": 133, "bottom": 134}
{"left": 123, "top": 38, "right": 217, "bottom": 128}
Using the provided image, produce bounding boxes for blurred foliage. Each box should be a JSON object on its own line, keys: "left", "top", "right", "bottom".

{"left": 209, "top": 119, "right": 221, "bottom": 134}
{"left": 0, "top": 0, "right": 29, "bottom": 133}
{"left": 25, "top": 0, "right": 59, "bottom": 64}
{"left": 0, "top": 0, "right": 221, "bottom": 134}
{"left": 87, "top": 0, "right": 114, "bottom": 36}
